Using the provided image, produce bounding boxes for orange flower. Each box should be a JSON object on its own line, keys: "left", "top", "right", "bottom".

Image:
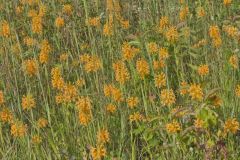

{"left": 91, "top": 144, "right": 107, "bottom": 160}
{"left": 229, "top": 55, "right": 238, "bottom": 69}
{"left": 0, "top": 90, "right": 4, "bottom": 105}
{"left": 55, "top": 17, "right": 64, "bottom": 28}
{"left": 23, "top": 59, "right": 38, "bottom": 77}
{"left": 37, "top": 118, "right": 48, "bottom": 128}
{"left": 136, "top": 58, "right": 150, "bottom": 79}
{"left": 166, "top": 120, "right": 181, "bottom": 133}
{"left": 112, "top": 60, "right": 130, "bottom": 84}
{"left": 127, "top": 97, "right": 139, "bottom": 109}
{"left": 22, "top": 94, "right": 36, "bottom": 110}
{"left": 197, "top": 65, "right": 209, "bottom": 76}
{"left": 32, "top": 15, "right": 42, "bottom": 34}
{"left": 121, "top": 42, "right": 140, "bottom": 61}
{"left": 0, "top": 108, "right": 13, "bottom": 123}
{"left": 62, "top": 4, "right": 73, "bottom": 15}
{"left": 160, "top": 89, "right": 176, "bottom": 106}
{"left": 106, "top": 104, "right": 117, "bottom": 113}
{"left": 154, "top": 72, "right": 166, "bottom": 88}
{"left": 223, "top": 0, "right": 232, "bottom": 6}
{"left": 11, "top": 121, "right": 27, "bottom": 138}
{"left": 0, "top": 20, "right": 10, "bottom": 37}
{"left": 224, "top": 118, "right": 239, "bottom": 134}
{"left": 235, "top": 85, "right": 240, "bottom": 97}
{"left": 97, "top": 129, "right": 110, "bottom": 144}
{"left": 188, "top": 84, "right": 203, "bottom": 101}
{"left": 165, "top": 26, "right": 178, "bottom": 42}
{"left": 194, "top": 118, "right": 204, "bottom": 129}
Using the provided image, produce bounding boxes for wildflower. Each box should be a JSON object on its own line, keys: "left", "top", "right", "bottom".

{"left": 171, "top": 106, "right": 187, "bottom": 118}
{"left": 209, "top": 95, "right": 223, "bottom": 107}
{"left": 179, "top": 0, "right": 185, "bottom": 4}
{"left": 111, "top": 86, "right": 123, "bottom": 102}
{"left": 197, "top": 7, "right": 205, "bottom": 18}
{"left": 180, "top": 81, "right": 188, "bottom": 95}
{"left": 194, "top": 118, "right": 204, "bottom": 129}
{"left": 62, "top": 4, "right": 73, "bottom": 15}
{"left": 136, "top": 58, "right": 150, "bottom": 79}
{"left": 192, "top": 39, "right": 207, "bottom": 48}
{"left": 37, "top": 118, "right": 48, "bottom": 128}
{"left": 39, "top": 4, "right": 47, "bottom": 17}
{"left": 127, "top": 97, "right": 139, "bottom": 109}
{"left": 166, "top": 120, "right": 181, "bottom": 133}
{"left": 0, "top": 90, "right": 4, "bottom": 105}
{"left": 188, "top": 84, "right": 204, "bottom": 101}
{"left": 154, "top": 72, "right": 166, "bottom": 88}
{"left": 39, "top": 39, "right": 51, "bottom": 64}
{"left": 32, "top": 135, "right": 42, "bottom": 144}
{"left": 159, "top": 16, "right": 169, "bottom": 32}
{"left": 209, "top": 25, "right": 221, "bottom": 39}
{"left": 75, "top": 78, "right": 86, "bottom": 88}
{"left": 197, "top": 64, "right": 209, "bottom": 76}
{"left": 55, "top": 94, "right": 64, "bottom": 104}
{"left": 11, "top": 121, "right": 27, "bottom": 138}
{"left": 76, "top": 97, "right": 92, "bottom": 125}
{"left": 15, "top": 6, "right": 23, "bottom": 15}
{"left": 160, "top": 89, "right": 176, "bottom": 106}
{"left": 147, "top": 42, "right": 158, "bottom": 54}
{"left": 32, "top": 15, "right": 42, "bottom": 34}
{"left": 97, "top": 129, "right": 110, "bottom": 144}
{"left": 153, "top": 60, "right": 165, "bottom": 71}
{"left": 0, "top": 20, "right": 10, "bottom": 37}
{"left": 229, "top": 54, "right": 238, "bottom": 69}
{"left": 159, "top": 47, "right": 169, "bottom": 60}
{"left": 28, "top": 9, "right": 38, "bottom": 17}
{"left": 55, "top": 17, "right": 64, "bottom": 28}
{"left": 22, "top": 0, "right": 39, "bottom": 6}
{"left": 86, "top": 17, "right": 101, "bottom": 27}
{"left": 223, "top": 0, "right": 232, "bottom": 6}
{"left": 59, "top": 53, "right": 68, "bottom": 62}
{"left": 0, "top": 108, "right": 13, "bottom": 123}
{"left": 104, "top": 84, "right": 113, "bottom": 97}
{"left": 120, "top": 19, "right": 129, "bottom": 29}
{"left": 213, "top": 38, "right": 222, "bottom": 48}
{"left": 23, "top": 37, "right": 36, "bottom": 47}
{"left": 80, "top": 54, "right": 102, "bottom": 73}
{"left": 22, "top": 94, "right": 36, "bottom": 110}
{"left": 91, "top": 145, "right": 107, "bottom": 160}
{"left": 209, "top": 25, "right": 222, "bottom": 47}
{"left": 79, "top": 54, "right": 91, "bottom": 62}
{"left": 103, "top": 23, "right": 113, "bottom": 36}
{"left": 103, "top": 84, "right": 123, "bottom": 102}
{"left": 223, "top": 118, "right": 239, "bottom": 134}
{"left": 112, "top": 60, "right": 130, "bottom": 84}
{"left": 78, "top": 112, "right": 92, "bottom": 126}
{"left": 223, "top": 25, "right": 238, "bottom": 38}
{"left": 23, "top": 59, "right": 38, "bottom": 77}
{"left": 235, "top": 85, "right": 240, "bottom": 97}
{"left": 121, "top": 42, "right": 140, "bottom": 61}
{"left": 60, "top": 84, "right": 78, "bottom": 103}
{"left": 179, "top": 6, "right": 189, "bottom": 21}
{"left": 165, "top": 26, "right": 178, "bottom": 42}
{"left": 106, "top": 0, "right": 114, "bottom": 12}
{"left": 129, "top": 112, "right": 144, "bottom": 122}
{"left": 51, "top": 67, "right": 65, "bottom": 90}
{"left": 106, "top": 104, "right": 117, "bottom": 113}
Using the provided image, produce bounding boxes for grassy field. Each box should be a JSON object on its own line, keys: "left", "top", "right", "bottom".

{"left": 0, "top": 0, "right": 240, "bottom": 159}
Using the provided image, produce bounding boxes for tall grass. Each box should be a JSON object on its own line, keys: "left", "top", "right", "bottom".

{"left": 0, "top": 0, "right": 240, "bottom": 159}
